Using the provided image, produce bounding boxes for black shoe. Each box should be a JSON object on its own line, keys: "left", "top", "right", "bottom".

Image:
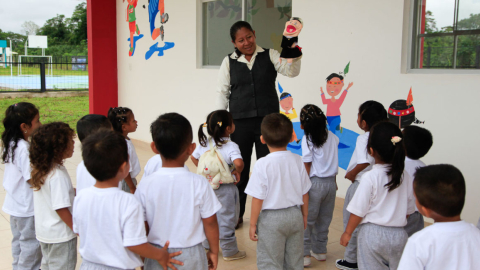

{"left": 335, "top": 259, "right": 358, "bottom": 270}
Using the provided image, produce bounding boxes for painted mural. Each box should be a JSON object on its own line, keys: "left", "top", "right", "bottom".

{"left": 388, "top": 88, "right": 425, "bottom": 129}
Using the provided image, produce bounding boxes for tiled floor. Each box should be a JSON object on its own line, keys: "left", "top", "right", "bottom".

{"left": 0, "top": 139, "right": 403, "bottom": 270}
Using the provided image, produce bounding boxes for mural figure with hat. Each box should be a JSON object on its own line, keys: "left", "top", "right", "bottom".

{"left": 388, "top": 88, "right": 424, "bottom": 129}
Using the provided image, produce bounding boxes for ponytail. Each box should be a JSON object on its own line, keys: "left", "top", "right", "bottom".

{"left": 300, "top": 104, "right": 328, "bottom": 148}
{"left": 199, "top": 110, "right": 233, "bottom": 148}
{"left": 368, "top": 121, "right": 405, "bottom": 192}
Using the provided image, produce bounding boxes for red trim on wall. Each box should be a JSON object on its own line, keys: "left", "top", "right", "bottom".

{"left": 87, "top": 0, "right": 118, "bottom": 115}
{"left": 419, "top": 0, "right": 427, "bottom": 68}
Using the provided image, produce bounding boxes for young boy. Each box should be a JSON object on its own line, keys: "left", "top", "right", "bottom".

{"left": 76, "top": 114, "right": 112, "bottom": 194}
{"left": 73, "top": 130, "right": 182, "bottom": 270}
{"left": 134, "top": 113, "right": 222, "bottom": 270}
{"left": 402, "top": 125, "right": 433, "bottom": 236}
{"left": 245, "top": 113, "right": 311, "bottom": 270}
{"left": 398, "top": 164, "right": 480, "bottom": 269}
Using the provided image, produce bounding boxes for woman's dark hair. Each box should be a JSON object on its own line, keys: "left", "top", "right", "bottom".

{"left": 198, "top": 110, "right": 234, "bottom": 148}
{"left": 326, "top": 73, "right": 344, "bottom": 82}
{"left": 300, "top": 104, "right": 328, "bottom": 148}
{"left": 108, "top": 107, "right": 132, "bottom": 134}
{"left": 2, "top": 102, "right": 39, "bottom": 163}
{"left": 230, "top": 21, "right": 254, "bottom": 42}
{"left": 368, "top": 121, "right": 405, "bottom": 192}
{"left": 29, "top": 122, "right": 75, "bottom": 190}
{"left": 358, "top": 100, "right": 388, "bottom": 131}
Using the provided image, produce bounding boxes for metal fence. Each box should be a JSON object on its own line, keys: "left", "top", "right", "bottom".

{"left": 0, "top": 62, "right": 88, "bottom": 92}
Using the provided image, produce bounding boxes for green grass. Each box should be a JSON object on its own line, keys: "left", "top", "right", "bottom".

{"left": 0, "top": 96, "right": 89, "bottom": 134}
{"left": 0, "top": 65, "right": 88, "bottom": 76}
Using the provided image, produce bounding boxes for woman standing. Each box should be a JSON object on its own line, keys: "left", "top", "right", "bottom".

{"left": 216, "top": 21, "right": 302, "bottom": 227}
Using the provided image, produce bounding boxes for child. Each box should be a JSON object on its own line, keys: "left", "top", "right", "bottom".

{"left": 135, "top": 113, "right": 222, "bottom": 270}
{"left": 340, "top": 121, "right": 416, "bottom": 270}
{"left": 300, "top": 105, "right": 339, "bottom": 267}
{"left": 336, "top": 100, "right": 387, "bottom": 270}
{"left": 76, "top": 114, "right": 112, "bottom": 194}
{"left": 246, "top": 113, "right": 311, "bottom": 270}
{"left": 279, "top": 92, "right": 299, "bottom": 143}
{"left": 30, "top": 122, "right": 77, "bottom": 270}
{"left": 1, "top": 102, "right": 42, "bottom": 269}
{"left": 398, "top": 164, "right": 480, "bottom": 269}
{"left": 108, "top": 107, "right": 140, "bottom": 194}
{"left": 402, "top": 125, "right": 433, "bottom": 236}
{"left": 190, "top": 110, "right": 246, "bottom": 261}
{"left": 73, "top": 130, "right": 183, "bottom": 270}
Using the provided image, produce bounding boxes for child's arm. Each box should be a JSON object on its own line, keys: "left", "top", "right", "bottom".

{"left": 127, "top": 241, "right": 183, "bottom": 270}
{"left": 301, "top": 193, "right": 309, "bottom": 230}
{"left": 320, "top": 88, "right": 328, "bottom": 104}
{"left": 345, "top": 163, "right": 370, "bottom": 182}
{"left": 249, "top": 197, "right": 263, "bottom": 241}
{"left": 56, "top": 208, "right": 73, "bottom": 231}
{"left": 190, "top": 156, "right": 199, "bottom": 167}
{"left": 124, "top": 174, "right": 136, "bottom": 194}
{"left": 304, "top": 162, "right": 312, "bottom": 176}
{"left": 232, "top": 158, "right": 244, "bottom": 183}
{"left": 202, "top": 214, "right": 219, "bottom": 270}
{"left": 340, "top": 213, "right": 363, "bottom": 247}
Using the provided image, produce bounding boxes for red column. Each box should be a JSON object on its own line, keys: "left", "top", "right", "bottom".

{"left": 419, "top": 0, "right": 427, "bottom": 68}
{"left": 87, "top": 0, "right": 118, "bottom": 115}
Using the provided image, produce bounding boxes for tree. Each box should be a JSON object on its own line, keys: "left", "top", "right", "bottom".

{"left": 67, "top": 2, "right": 87, "bottom": 44}
{"left": 39, "top": 14, "right": 69, "bottom": 45}
{"left": 21, "top": 21, "right": 40, "bottom": 36}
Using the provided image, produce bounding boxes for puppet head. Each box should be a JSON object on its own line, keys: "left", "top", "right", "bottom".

{"left": 326, "top": 73, "right": 344, "bottom": 97}
{"left": 280, "top": 92, "right": 294, "bottom": 112}
{"left": 283, "top": 17, "right": 303, "bottom": 37}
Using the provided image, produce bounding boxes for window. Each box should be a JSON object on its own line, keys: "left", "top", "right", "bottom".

{"left": 411, "top": 0, "right": 480, "bottom": 70}
{"left": 201, "top": 0, "right": 293, "bottom": 66}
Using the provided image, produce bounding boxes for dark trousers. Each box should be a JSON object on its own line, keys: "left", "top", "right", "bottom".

{"left": 230, "top": 117, "right": 270, "bottom": 218}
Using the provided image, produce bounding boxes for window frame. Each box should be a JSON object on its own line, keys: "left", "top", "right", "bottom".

{"left": 405, "top": 0, "right": 480, "bottom": 74}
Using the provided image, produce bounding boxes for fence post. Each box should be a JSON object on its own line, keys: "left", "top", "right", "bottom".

{"left": 426, "top": 47, "right": 431, "bottom": 67}
{"left": 40, "top": 63, "right": 46, "bottom": 92}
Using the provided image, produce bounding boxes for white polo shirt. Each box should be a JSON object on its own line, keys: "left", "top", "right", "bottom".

{"left": 126, "top": 139, "right": 141, "bottom": 178}
{"left": 404, "top": 157, "right": 426, "bottom": 212}
{"left": 76, "top": 161, "right": 97, "bottom": 194}
{"left": 134, "top": 167, "right": 222, "bottom": 248}
{"left": 398, "top": 221, "right": 480, "bottom": 270}
{"left": 142, "top": 155, "right": 189, "bottom": 180}
{"left": 192, "top": 137, "right": 242, "bottom": 166}
{"left": 346, "top": 132, "right": 374, "bottom": 181}
{"left": 2, "top": 139, "right": 34, "bottom": 217}
{"left": 245, "top": 151, "right": 311, "bottom": 210}
{"left": 301, "top": 131, "right": 339, "bottom": 178}
{"left": 346, "top": 164, "right": 415, "bottom": 227}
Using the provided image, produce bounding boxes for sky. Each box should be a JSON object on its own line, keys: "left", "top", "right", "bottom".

{"left": 426, "top": 0, "right": 480, "bottom": 29}
{"left": 0, "top": 0, "right": 84, "bottom": 34}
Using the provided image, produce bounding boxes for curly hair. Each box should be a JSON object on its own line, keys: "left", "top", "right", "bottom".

{"left": 300, "top": 104, "right": 328, "bottom": 149}
{"left": 107, "top": 107, "right": 132, "bottom": 134}
{"left": 29, "top": 122, "right": 75, "bottom": 190}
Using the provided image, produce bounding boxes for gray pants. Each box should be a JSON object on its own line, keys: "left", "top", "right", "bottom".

{"left": 477, "top": 217, "right": 480, "bottom": 230}
{"left": 121, "top": 177, "right": 137, "bottom": 193}
{"left": 257, "top": 206, "right": 304, "bottom": 270}
{"left": 145, "top": 243, "right": 207, "bottom": 270}
{"left": 343, "top": 180, "right": 360, "bottom": 263}
{"left": 304, "top": 176, "right": 336, "bottom": 256}
{"left": 202, "top": 184, "right": 240, "bottom": 257}
{"left": 40, "top": 237, "right": 77, "bottom": 270}
{"left": 80, "top": 260, "right": 132, "bottom": 270}
{"left": 357, "top": 223, "right": 408, "bottom": 270}
{"left": 10, "top": 216, "right": 42, "bottom": 270}
{"left": 404, "top": 211, "right": 424, "bottom": 237}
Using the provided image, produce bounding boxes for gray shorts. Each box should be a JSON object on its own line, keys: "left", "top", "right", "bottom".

{"left": 404, "top": 211, "right": 424, "bottom": 237}
{"left": 40, "top": 237, "right": 77, "bottom": 270}
{"left": 80, "top": 260, "right": 133, "bottom": 270}
{"left": 10, "top": 215, "right": 42, "bottom": 270}
{"left": 121, "top": 177, "right": 138, "bottom": 193}
{"left": 144, "top": 243, "right": 207, "bottom": 270}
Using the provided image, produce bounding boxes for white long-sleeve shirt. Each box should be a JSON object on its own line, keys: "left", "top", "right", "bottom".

{"left": 216, "top": 45, "right": 302, "bottom": 110}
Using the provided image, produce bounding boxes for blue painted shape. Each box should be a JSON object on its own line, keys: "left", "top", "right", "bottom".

{"left": 287, "top": 122, "right": 304, "bottom": 155}
{"left": 148, "top": 0, "right": 160, "bottom": 35}
{"left": 278, "top": 81, "right": 284, "bottom": 94}
{"left": 0, "top": 40, "right": 7, "bottom": 48}
{"left": 145, "top": 42, "right": 175, "bottom": 60}
{"left": 127, "top": 34, "right": 144, "bottom": 57}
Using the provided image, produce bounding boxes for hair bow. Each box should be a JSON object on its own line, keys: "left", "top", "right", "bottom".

{"left": 391, "top": 136, "right": 402, "bottom": 145}
{"left": 217, "top": 122, "right": 222, "bottom": 127}
{"left": 203, "top": 123, "right": 207, "bottom": 128}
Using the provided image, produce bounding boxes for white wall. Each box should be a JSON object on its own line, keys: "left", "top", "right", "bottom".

{"left": 117, "top": 0, "right": 480, "bottom": 224}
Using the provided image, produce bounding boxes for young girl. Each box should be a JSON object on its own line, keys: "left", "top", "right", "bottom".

{"left": 300, "top": 105, "right": 339, "bottom": 267}
{"left": 30, "top": 122, "right": 77, "bottom": 270}
{"left": 108, "top": 107, "right": 140, "bottom": 194}
{"left": 190, "top": 110, "right": 246, "bottom": 261}
{"left": 1, "top": 102, "right": 42, "bottom": 270}
{"left": 340, "top": 121, "right": 415, "bottom": 270}
{"left": 337, "top": 100, "right": 387, "bottom": 270}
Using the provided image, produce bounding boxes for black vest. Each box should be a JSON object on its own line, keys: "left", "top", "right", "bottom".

{"left": 228, "top": 49, "right": 279, "bottom": 119}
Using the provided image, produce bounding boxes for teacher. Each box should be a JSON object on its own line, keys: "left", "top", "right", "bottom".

{"left": 216, "top": 21, "right": 302, "bottom": 228}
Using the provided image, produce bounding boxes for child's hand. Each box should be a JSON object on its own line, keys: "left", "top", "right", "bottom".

{"left": 232, "top": 170, "right": 241, "bottom": 184}
{"left": 159, "top": 241, "right": 183, "bottom": 270}
{"left": 345, "top": 172, "right": 355, "bottom": 182}
{"left": 249, "top": 224, "right": 258, "bottom": 241}
{"left": 340, "top": 232, "right": 352, "bottom": 247}
{"left": 206, "top": 251, "right": 218, "bottom": 270}
{"left": 130, "top": 186, "right": 136, "bottom": 194}
{"left": 320, "top": 87, "right": 324, "bottom": 94}
{"left": 303, "top": 215, "right": 308, "bottom": 230}
{"left": 347, "top": 82, "right": 354, "bottom": 90}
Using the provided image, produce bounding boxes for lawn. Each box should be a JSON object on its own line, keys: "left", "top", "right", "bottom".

{"left": 0, "top": 96, "right": 89, "bottom": 134}
{"left": 0, "top": 65, "right": 88, "bottom": 76}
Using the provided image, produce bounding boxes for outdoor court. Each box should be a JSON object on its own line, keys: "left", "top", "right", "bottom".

{"left": 0, "top": 75, "right": 88, "bottom": 90}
